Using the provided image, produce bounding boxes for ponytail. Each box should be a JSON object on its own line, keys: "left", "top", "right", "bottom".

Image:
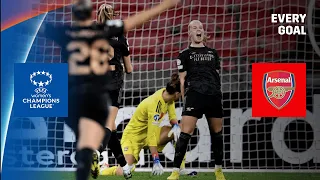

{"left": 97, "top": 4, "right": 119, "bottom": 23}
{"left": 203, "top": 35, "right": 210, "bottom": 43}
{"left": 166, "top": 73, "right": 181, "bottom": 94}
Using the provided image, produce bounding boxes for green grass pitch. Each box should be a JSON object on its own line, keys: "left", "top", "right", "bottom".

{"left": 52, "top": 172, "right": 320, "bottom": 180}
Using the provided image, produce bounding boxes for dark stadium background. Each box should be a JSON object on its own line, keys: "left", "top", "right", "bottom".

{"left": 3, "top": 0, "right": 319, "bottom": 171}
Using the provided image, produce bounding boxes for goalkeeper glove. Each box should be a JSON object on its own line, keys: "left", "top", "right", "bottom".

{"left": 151, "top": 153, "right": 164, "bottom": 176}
{"left": 168, "top": 123, "right": 181, "bottom": 142}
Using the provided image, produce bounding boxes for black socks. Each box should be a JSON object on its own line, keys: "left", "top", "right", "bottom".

{"left": 108, "top": 130, "right": 127, "bottom": 167}
{"left": 75, "top": 148, "right": 94, "bottom": 180}
{"left": 99, "top": 128, "right": 127, "bottom": 167}
{"left": 173, "top": 132, "right": 191, "bottom": 168}
{"left": 99, "top": 127, "right": 112, "bottom": 153}
{"left": 212, "top": 131, "right": 223, "bottom": 165}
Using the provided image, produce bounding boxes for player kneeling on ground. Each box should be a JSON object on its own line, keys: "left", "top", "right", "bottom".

{"left": 100, "top": 74, "right": 186, "bottom": 176}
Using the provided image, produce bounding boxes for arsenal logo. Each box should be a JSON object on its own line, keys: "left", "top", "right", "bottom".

{"left": 263, "top": 71, "right": 295, "bottom": 109}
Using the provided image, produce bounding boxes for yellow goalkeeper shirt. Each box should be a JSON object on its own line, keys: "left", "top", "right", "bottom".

{"left": 122, "top": 88, "right": 177, "bottom": 147}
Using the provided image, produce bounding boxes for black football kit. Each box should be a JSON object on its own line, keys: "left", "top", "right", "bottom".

{"left": 43, "top": 20, "right": 124, "bottom": 137}
{"left": 107, "top": 35, "right": 130, "bottom": 108}
{"left": 174, "top": 46, "right": 225, "bottom": 173}
{"left": 178, "top": 46, "right": 223, "bottom": 119}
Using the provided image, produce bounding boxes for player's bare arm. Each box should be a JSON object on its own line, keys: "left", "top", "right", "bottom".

{"left": 179, "top": 72, "right": 186, "bottom": 100}
{"left": 123, "top": 0, "right": 180, "bottom": 32}
{"left": 123, "top": 38, "right": 132, "bottom": 73}
{"left": 149, "top": 146, "right": 159, "bottom": 157}
{"left": 97, "top": 4, "right": 132, "bottom": 74}
{"left": 123, "top": 56, "right": 133, "bottom": 73}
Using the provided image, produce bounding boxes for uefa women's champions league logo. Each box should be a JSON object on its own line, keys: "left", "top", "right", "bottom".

{"left": 30, "top": 71, "right": 52, "bottom": 94}
{"left": 23, "top": 70, "right": 60, "bottom": 109}
{"left": 13, "top": 63, "right": 68, "bottom": 116}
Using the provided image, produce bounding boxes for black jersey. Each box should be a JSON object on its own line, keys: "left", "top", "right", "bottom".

{"left": 43, "top": 20, "right": 124, "bottom": 91}
{"left": 109, "top": 35, "right": 130, "bottom": 72}
{"left": 107, "top": 35, "right": 130, "bottom": 90}
{"left": 177, "top": 46, "right": 221, "bottom": 96}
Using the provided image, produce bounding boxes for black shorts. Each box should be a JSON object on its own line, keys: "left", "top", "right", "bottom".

{"left": 66, "top": 86, "right": 110, "bottom": 138}
{"left": 182, "top": 90, "right": 223, "bottom": 119}
{"left": 108, "top": 88, "right": 122, "bottom": 108}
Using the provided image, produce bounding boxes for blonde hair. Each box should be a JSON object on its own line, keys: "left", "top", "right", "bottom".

{"left": 188, "top": 20, "right": 210, "bottom": 43}
{"left": 203, "top": 35, "right": 210, "bottom": 43}
{"left": 97, "top": 4, "right": 119, "bottom": 23}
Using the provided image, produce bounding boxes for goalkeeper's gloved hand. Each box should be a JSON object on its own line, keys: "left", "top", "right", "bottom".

{"left": 151, "top": 153, "right": 164, "bottom": 176}
{"left": 168, "top": 122, "right": 181, "bottom": 142}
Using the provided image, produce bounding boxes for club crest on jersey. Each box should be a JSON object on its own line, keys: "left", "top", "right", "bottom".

{"left": 111, "top": 37, "right": 118, "bottom": 41}
{"left": 154, "top": 114, "right": 160, "bottom": 121}
{"left": 153, "top": 113, "right": 164, "bottom": 121}
{"left": 263, "top": 71, "right": 295, "bottom": 109}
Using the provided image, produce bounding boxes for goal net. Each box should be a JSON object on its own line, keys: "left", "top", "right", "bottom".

{"left": 5, "top": 0, "right": 320, "bottom": 172}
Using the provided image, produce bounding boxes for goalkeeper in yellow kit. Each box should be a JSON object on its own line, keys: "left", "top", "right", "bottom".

{"left": 100, "top": 73, "right": 186, "bottom": 176}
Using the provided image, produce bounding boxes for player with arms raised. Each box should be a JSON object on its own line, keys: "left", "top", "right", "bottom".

{"left": 41, "top": 0, "right": 181, "bottom": 180}
{"left": 90, "top": 4, "right": 133, "bottom": 179}
{"left": 167, "top": 20, "right": 226, "bottom": 180}
{"left": 100, "top": 74, "right": 184, "bottom": 177}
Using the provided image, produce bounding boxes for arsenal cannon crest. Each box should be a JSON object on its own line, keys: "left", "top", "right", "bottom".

{"left": 263, "top": 71, "right": 295, "bottom": 110}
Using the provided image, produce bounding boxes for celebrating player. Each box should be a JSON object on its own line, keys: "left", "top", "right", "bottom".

{"left": 90, "top": 4, "right": 133, "bottom": 179}
{"left": 100, "top": 73, "right": 184, "bottom": 176}
{"left": 167, "top": 20, "right": 226, "bottom": 180}
{"left": 41, "top": 0, "right": 181, "bottom": 180}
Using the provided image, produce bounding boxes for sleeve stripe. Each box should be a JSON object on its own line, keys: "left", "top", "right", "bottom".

{"left": 156, "top": 101, "right": 161, "bottom": 114}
